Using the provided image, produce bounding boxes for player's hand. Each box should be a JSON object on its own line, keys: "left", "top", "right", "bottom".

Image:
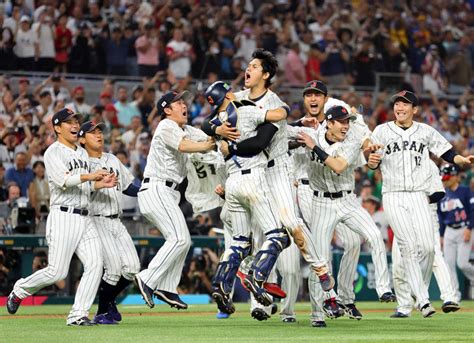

{"left": 367, "top": 153, "right": 382, "bottom": 169}
{"left": 97, "top": 173, "right": 118, "bottom": 189}
{"left": 300, "top": 117, "right": 319, "bottom": 128}
{"left": 216, "top": 122, "right": 240, "bottom": 141}
{"left": 204, "top": 137, "right": 216, "bottom": 151}
{"left": 215, "top": 184, "right": 225, "bottom": 198}
{"left": 219, "top": 140, "right": 230, "bottom": 157}
{"left": 363, "top": 143, "right": 384, "bottom": 154}
{"left": 89, "top": 169, "right": 109, "bottom": 181}
{"left": 463, "top": 228, "right": 472, "bottom": 243}
{"left": 297, "top": 132, "right": 316, "bottom": 150}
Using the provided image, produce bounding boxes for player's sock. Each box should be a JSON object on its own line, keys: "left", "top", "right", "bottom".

{"left": 109, "top": 276, "right": 132, "bottom": 302}
{"left": 97, "top": 279, "right": 116, "bottom": 315}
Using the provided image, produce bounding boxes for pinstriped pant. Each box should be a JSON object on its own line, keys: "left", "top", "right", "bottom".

{"left": 383, "top": 191, "right": 435, "bottom": 307}
{"left": 137, "top": 182, "right": 191, "bottom": 293}
{"left": 308, "top": 192, "right": 391, "bottom": 320}
{"left": 13, "top": 209, "right": 103, "bottom": 324}
{"left": 91, "top": 216, "right": 141, "bottom": 285}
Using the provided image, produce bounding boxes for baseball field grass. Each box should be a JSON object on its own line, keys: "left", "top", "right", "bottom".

{"left": 1, "top": 301, "right": 473, "bottom": 342}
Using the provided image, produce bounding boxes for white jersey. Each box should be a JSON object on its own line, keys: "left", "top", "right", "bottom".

{"left": 143, "top": 118, "right": 189, "bottom": 184}
{"left": 234, "top": 89, "right": 288, "bottom": 160}
{"left": 371, "top": 121, "right": 452, "bottom": 193}
{"left": 428, "top": 160, "right": 444, "bottom": 195}
{"left": 88, "top": 153, "right": 135, "bottom": 216}
{"left": 186, "top": 151, "right": 225, "bottom": 213}
{"left": 308, "top": 126, "right": 361, "bottom": 193}
{"left": 44, "top": 142, "right": 91, "bottom": 209}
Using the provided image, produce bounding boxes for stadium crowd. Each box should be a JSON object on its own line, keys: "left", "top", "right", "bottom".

{"left": 0, "top": 0, "right": 473, "bottom": 296}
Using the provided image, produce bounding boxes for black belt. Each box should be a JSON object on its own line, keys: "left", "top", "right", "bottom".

{"left": 143, "top": 178, "right": 178, "bottom": 190}
{"left": 267, "top": 160, "right": 275, "bottom": 168}
{"left": 300, "top": 179, "right": 309, "bottom": 185}
{"left": 449, "top": 223, "right": 466, "bottom": 229}
{"left": 313, "top": 190, "right": 352, "bottom": 199}
{"left": 60, "top": 206, "right": 89, "bottom": 216}
{"left": 94, "top": 214, "right": 120, "bottom": 219}
{"left": 241, "top": 169, "right": 251, "bottom": 175}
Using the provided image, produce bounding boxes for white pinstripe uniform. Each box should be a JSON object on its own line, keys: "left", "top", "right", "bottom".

{"left": 136, "top": 119, "right": 208, "bottom": 293}
{"left": 371, "top": 121, "right": 452, "bottom": 308}
{"left": 303, "top": 124, "right": 391, "bottom": 322}
{"left": 89, "top": 153, "right": 140, "bottom": 286}
{"left": 392, "top": 160, "right": 458, "bottom": 315}
{"left": 235, "top": 89, "right": 326, "bottom": 318}
{"left": 13, "top": 142, "right": 103, "bottom": 324}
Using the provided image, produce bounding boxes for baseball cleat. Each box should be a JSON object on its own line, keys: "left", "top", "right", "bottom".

{"left": 243, "top": 274, "right": 272, "bottom": 307}
{"left": 311, "top": 320, "right": 327, "bottom": 328}
{"left": 92, "top": 313, "right": 117, "bottom": 325}
{"left": 251, "top": 308, "right": 270, "bottom": 321}
{"left": 322, "top": 298, "right": 344, "bottom": 319}
{"left": 379, "top": 292, "right": 396, "bottom": 303}
{"left": 108, "top": 302, "right": 122, "bottom": 322}
{"left": 237, "top": 270, "right": 287, "bottom": 298}
{"left": 318, "top": 272, "right": 335, "bottom": 291}
{"left": 67, "top": 317, "right": 97, "bottom": 326}
{"left": 340, "top": 303, "right": 363, "bottom": 320}
{"left": 421, "top": 303, "right": 436, "bottom": 318}
{"left": 441, "top": 301, "right": 461, "bottom": 313}
{"left": 282, "top": 317, "right": 296, "bottom": 323}
{"left": 6, "top": 292, "right": 22, "bottom": 315}
{"left": 216, "top": 311, "right": 231, "bottom": 319}
{"left": 154, "top": 289, "right": 188, "bottom": 310}
{"left": 212, "top": 288, "right": 235, "bottom": 314}
{"left": 390, "top": 311, "right": 409, "bottom": 318}
{"left": 134, "top": 275, "right": 154, "bottom": 308}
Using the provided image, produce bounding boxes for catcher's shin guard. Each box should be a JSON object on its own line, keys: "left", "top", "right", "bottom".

{"left": 212, "top": 235, "right": 251, "bottom": 294}
{"left": 251, "top": 228, "right": 290, "bottom": 282}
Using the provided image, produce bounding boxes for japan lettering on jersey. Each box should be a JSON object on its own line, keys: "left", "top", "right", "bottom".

{"left": 88, "top": 153, "right": 135, "bottom": 216}
{"left": 234, "top": 89, "right": 289, "bottom": 160}
{"left": 44, "top": 142, "right": 91, "bottom": 209}
{"left": 371, "top": 121, "right": 452, "bottom": 193}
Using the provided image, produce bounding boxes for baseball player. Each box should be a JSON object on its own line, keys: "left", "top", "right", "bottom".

{"left": 297, "top": 105, "right": 395, "bottom": 326}
{"left": 78, "top": 121, "right": 141, "bottom": 324}
{"left": 367, "top": 90, "right": 474, "bottom": 317}
{"left": 391, "top": 160, "right": 460, "bottom": 317}
{"left": 6, "top": 108, "right": 117, "bottom": 326}
{"left": 219, "top": 49, "right": 336, "bottom": 321}
{"left": 202, "top": 81, "right": 291, "bottom": 315}
{"left": 134, "top": 91, "right": 215, "bottom": 310}
{"left": 438, "top": 164, "right": 474, "bottom": 303}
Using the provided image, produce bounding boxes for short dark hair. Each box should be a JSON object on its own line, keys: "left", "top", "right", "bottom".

{"left": 251, "top": 49, "right": 278, "bottom": 88}
{"left": 32, "top": 161, "right": 45, "bottom": 169}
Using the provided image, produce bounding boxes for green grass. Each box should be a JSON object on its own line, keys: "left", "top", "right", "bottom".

{"left": 1, "top": 301, "right": 473, "bottom": 342}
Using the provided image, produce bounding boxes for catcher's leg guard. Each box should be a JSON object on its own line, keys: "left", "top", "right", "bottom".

{"left": 213, "top": 235, "right": 252, "bottom": 294}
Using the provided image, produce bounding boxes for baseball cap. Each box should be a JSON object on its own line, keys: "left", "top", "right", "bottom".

{"left": 20, "top": 15, "right": 30, "bottom": 23}
{"left": 100, "top": 91, "right": 112, "bottom": 99}
{"left": 325, "top": 105, "right": 356, "bottom": 121}
{"left": 78, "top": 121, "right": 106, "bottom": 138}
{"left": 303, "top": 80, "right": 328, "bottom": 96}
{"left": 73, "top": 86, "right": 84, "bottom": 94}
{"left": 157, "top": 91, "right": 192, "bottom": 116}
{"left": 52, "top": 108, "right": 81, "bottom": 126}
{"left": 105, "top": 103, "right": 117, "bottom": 112}
{"left": 18, "top": 77, "right": 30, "bottom": 84}
{"left": 440, "top": 164, "right": 459, "bottom": 181}
{"left": 391, "top": 90, "right": 418, "bottom": 106}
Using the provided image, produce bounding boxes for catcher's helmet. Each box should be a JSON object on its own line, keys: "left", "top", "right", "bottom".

{"left": 440, "top": 164, "right": 459, "bottom": 181}
{"left": 205, "top": 81, "right": 231, "bottom": 108}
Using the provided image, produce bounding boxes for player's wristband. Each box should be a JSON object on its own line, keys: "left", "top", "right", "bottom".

{"left": 228, "top": 142, "right": 237, "bottom": 157}
{"left": 312, "top": 145, "right": 329, "bottom": 162}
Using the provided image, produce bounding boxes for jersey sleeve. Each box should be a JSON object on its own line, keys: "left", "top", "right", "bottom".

{"left": 370, "top": 125, "right": 384, "bottom": 145}
{"left": 427, "top": 125, "right": 452, "bottom": 157}
{"left": 44, "top": 147, "right": 73, "bottom": 188}
{"left": 160, "top": 120, "right": 186, "bottom": 150}
{"left": 118, "top": 159, "right": 135, "bottom": 189}
{"left": 336, "top": 140, "right": 361, "bottom": 166}
{"left": 184, "top": 125, "right": 209, "bottom": 141}
{"left": 428, "top": 160, "right": 444, "bottom": 194}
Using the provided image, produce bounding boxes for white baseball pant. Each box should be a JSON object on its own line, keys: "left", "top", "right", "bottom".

{"left": 13, "top": 209, "right": 103, "bottom": 324}
{"left": 383, "top": 191, "right": 435, "bottom": 307}
{"left": 137, "top": 180, "right": 191, "bottom": 292}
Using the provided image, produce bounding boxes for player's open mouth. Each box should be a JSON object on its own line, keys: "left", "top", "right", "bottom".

{"left": 310, "top": 104, "right": 318, "bottom": 110}
{"left": 245, "top": 72, "right": 251, "bottom": 81}
{"left": 71, "top": 130, "right": 78, "bottom": 135}
{"left": 182, "top": 110, "right": 187, "bottom": 117}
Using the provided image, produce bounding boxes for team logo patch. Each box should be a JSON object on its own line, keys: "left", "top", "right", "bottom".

{"left": 161, "top": 101, "right": 167, "bottom": 107}
{"left": 311, "top": 81, "right": 317, "bottom": 88}
{"left": 399, "top": 90, "right": 406, "bottom": 96}
{"left": 342, "top": 108, "right": 347, "bottom": 113}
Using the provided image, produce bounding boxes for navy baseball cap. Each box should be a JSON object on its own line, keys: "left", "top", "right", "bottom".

{"left": 52, "top": 108, "right": 81, "bottom": 126}
{"left": 440, "top": 164, "right": 459, "bottom": 181}
{"left": 303, "top": 80, "right": 328, "bottom": 96}
{"left": 391, "top": 90, "right": 418, "bottom": 106}
{"left": 157, "top": 91, "right": 192, "bottom": 116}
{"left": 78, "top": 121, "right": 106, "bottom": 138}
{"left": 325, "top": 105, "right": 356, "bottom": 121}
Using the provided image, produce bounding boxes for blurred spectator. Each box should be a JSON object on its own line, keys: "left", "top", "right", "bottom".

{"left": 14, "top": 15, "right": 38, "bottom": 71}
{"left": 446, "top": 36, "right": 473, "bottom": 94}
{"left": 121, "top": 115, "right": 143, "bottom": 148}
{"left": 284, "top": 43, "right": 306, "bottom": 86}
{"left": 0, "top": 163, "right": 7, "bottom": 201}
{"left": 54, "top": 14, "right": 72, "bottom": 73}
{"left": 422, "top": 45, "right": 447, "bottom": 95}
{"left": 35, "top": 90, "right": 53, "bottom": 123}
{"left": 37, "top": 75, "right": 70, "bottom": 105}
{"left": 28, "top": 160, "right": 49, "bottom": 219}
{"left": 68, "top": 23, "right": 95, "bottom": 74}
{"left": 115, "top": 86, "right": 140, "bottom": 127}
{"left": 0, "top": 26, "right": 16, "bottom": 70}
{"left": 103, "top": 103, "right": 122, "bottom": 131}
{"left": 33, "top": 11, "right": 55, "bottom": 72}
{"left": 0, "top": 182, "right": 21, "bottom": 233}
{"left": 318, "top": 29, "right": 349, "bottom": 86}
{"left": 353, "top": 38, "right": 377, "bottom": 87}
{"left": 0, "top": 128, "right": 27, "bottom": 170}
{"left": 135, "top": 22, "right": 159, "bottom": 77}
{"left": 166, "top": 28, "right": 193, "bottom": 80}
{"left": 216, "top": 24, "right": 235, "bottom": 79}
{"left": 5, "top": 152, "right": 34, "bottom": 197}
{"left": 65, "top": 86, "right": 92, "bottom": 116}
{"left": 106, "top": 27, "right": 129, "bottom": 75}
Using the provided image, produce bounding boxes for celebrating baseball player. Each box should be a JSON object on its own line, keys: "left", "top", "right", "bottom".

{"left": 391, "top": 160, "right": 460, "bottom": 317}
{"left": 367, "top": 90, "right": 474, "bottom": 317}
{"left": 7, "top": 108, "right": 117, "bottom": 326}
{"left": 134, "top": 91, "right": 215, "bottom": 310}
{"left": 438, "top": 164, "right": 474, "bottom": 304}
{"left": 78, "top": 121, "right": 141, "bottom": 324}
